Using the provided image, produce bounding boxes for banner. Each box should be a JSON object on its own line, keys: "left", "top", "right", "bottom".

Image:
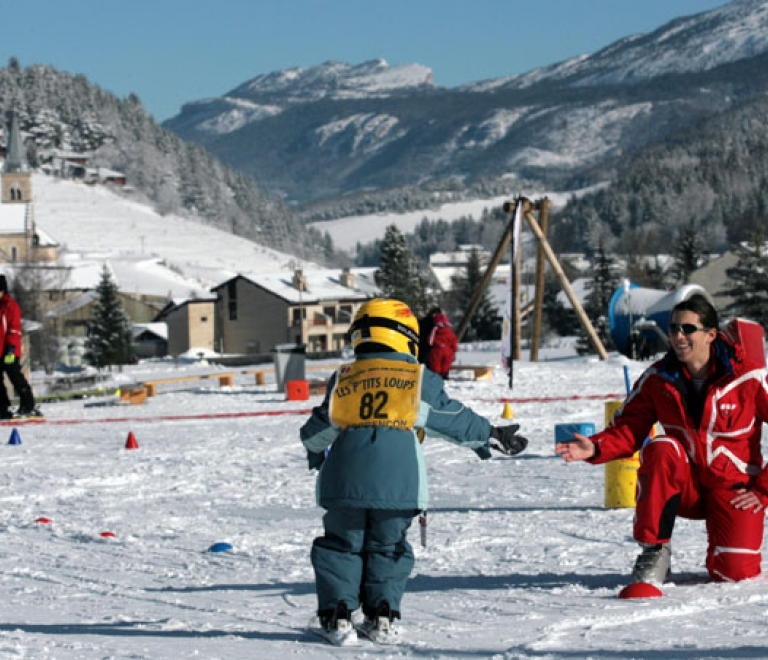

{"left": 501, "top": 199, "right": 523, "bottom": 373}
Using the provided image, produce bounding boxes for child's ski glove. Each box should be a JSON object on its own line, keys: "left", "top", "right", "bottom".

{"left": 3, "top": 349, "right": 15, "bottom": 365}
{"left": 490, "top": 424, "right": 528, "bottom": 456}
{"left": 307, "top": 450, "right": 325, "bottom": 470}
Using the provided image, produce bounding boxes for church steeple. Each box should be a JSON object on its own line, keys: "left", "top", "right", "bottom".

{"left": 2, "top": 112, "right": 31, "bottom": 203}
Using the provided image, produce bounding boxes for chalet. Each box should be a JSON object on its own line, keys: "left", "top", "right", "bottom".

{"left": 212, "top": 267, "right": 379, "bottom": 355}
{"left": 154, "top": 297, "right": 217, "bottom": 357}
{"left": 44, "top": 289, "right": 162, "bottom": 339}
{"left": 688, "top": 251, "right": 740, "bottom": 311}
{"left": 132, "top": 322, "right": 169, "bottom": 359}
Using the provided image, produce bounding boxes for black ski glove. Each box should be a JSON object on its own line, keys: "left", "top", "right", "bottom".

{"left": 490, "top": 424, "right": 528, "bottom": 456}
{"left": 307, "top": 450, "right": 325, "bottom": 470}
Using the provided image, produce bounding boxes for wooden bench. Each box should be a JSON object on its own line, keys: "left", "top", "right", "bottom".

{"left": 119, "top": 384, "right": 148, "bottom": 405}
{"left": 449, "top": 364, "right": 496, "bottom": 381}
{"left": 242, "top": 368, "right": 269, "bottom": 385}
{"left": 142, "top": 372, "right": 235, "bottom": 397}
{"left": 308, "top": 378, "right": 329, "bottom": 396}
{"left": 242, "top": 363, "right": 341, "bottom": 386}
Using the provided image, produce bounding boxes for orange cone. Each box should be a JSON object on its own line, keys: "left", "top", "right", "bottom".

{"left": 501, "top": 402, "right": 514, "bottom": 419}
{"left": 125, "top": 432, "right": 139, "bottom": 449}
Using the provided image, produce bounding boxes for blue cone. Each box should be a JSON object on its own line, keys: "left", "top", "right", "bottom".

{"left": 208, "top": 542, "right": 233, "bottom": 553}
{"left": 8, "top": 428, "right": 21, "bottom": 445}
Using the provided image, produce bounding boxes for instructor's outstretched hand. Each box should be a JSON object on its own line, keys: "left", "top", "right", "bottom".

{"left": 555, "top": 433, "right": 595, "bottom": 462}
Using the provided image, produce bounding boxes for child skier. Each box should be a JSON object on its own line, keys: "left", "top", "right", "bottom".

{"left": 300, "top": 298, "right": 527, "bottom": 645}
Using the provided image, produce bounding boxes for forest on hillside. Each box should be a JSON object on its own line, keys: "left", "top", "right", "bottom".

{"left": 553, "top": 92, "right": 768, "bottom": 255}
{"left": 0, "top": 59, "right": 329, "bottom": 258}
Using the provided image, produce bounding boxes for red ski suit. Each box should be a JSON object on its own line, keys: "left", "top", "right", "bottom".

{"left": 427, "top": 324, "right": 458, "bottom": 378}
{"left": 0, "top": 294, "right": 23, "bottom": 358}
{"left": 590, "top": 336, "right": 768, "bottom": 582}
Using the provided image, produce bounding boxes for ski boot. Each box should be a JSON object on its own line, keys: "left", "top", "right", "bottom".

{"left": 316, "top": 601, "right": 358, "bottom": 646}
{"left": 631, "top": 542, "right": 671, "bottom": 586}
{"left": 619, "top": 542, "right": 671, "bottom": 598}
{"left": 358, "top": 600, "right": 402, "bottom": 645}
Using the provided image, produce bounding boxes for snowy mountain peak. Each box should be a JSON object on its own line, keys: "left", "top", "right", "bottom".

{"left": 229, "top": 58, "right": 434, "bottom": 103}
{"left": 464, "top": 0, "right": 768, "bottom": 91}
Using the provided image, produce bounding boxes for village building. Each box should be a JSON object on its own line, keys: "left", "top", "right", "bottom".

{"left": 212, "top": 267, "right": 378, "bottom": 355}
{"left": 0, "top": 113, "right": 59, "bottom": 265}
{"left": 153, "top": 297, "right": 217, "bottom": 357}
{"left": 688, "top": 250, "right": 739, "bottom": 311}
{"left": 132, "top": 323, "right": 169, "bottom": 359}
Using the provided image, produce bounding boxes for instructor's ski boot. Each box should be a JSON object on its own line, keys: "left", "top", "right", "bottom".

{"left": 359, "top": 600, "right": 402, "bottom": 645}
{"left": 15, "top": 407, "right": 43, "bottom": 419}
{"left": 631, "top": 542, "right": 671, "bottom": 586}
{"left": 318, "top": 601, "right": 358, "bottom": 646}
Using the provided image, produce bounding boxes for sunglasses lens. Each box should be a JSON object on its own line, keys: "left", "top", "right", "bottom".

{"left": 669, "top": 323, "right": 702, "bottom": 335}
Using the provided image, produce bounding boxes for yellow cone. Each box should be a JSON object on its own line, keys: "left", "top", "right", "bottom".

{"left": 501, "top": 402, "right": 514, "bottom": 419}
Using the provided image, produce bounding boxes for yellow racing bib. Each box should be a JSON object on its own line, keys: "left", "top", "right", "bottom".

{"left": 329, "top": 359, "right": 423, "bottom": 430}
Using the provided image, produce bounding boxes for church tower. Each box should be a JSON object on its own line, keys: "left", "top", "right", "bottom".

{"left": 2, "top": 112, "right": 31, "bottom": 204}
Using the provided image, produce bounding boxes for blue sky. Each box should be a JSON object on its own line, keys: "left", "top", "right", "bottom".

{"left": 8, "top": 0, "right": 728, "bottom": 122}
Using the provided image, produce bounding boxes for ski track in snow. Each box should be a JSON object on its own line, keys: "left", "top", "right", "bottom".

{"left": 0, "top": 350, "right": 767, "bottom": 658}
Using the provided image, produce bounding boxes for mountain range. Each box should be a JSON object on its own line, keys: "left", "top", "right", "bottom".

{"left": 164, "top": 0, "right": 768, "bottom": 207}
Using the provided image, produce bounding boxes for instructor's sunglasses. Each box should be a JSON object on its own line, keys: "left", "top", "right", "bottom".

{"left": 668, "top": 323, "right": 709, "bottom": 336}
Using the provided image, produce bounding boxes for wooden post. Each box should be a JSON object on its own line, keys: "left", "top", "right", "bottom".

{"left": 530, "top": 198, "right": 551, "bottom": 361}
{"left": 523, "top": 209, "right": 609, "bottom": 360}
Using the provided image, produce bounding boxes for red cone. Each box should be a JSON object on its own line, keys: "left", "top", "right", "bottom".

{"left": 35, "top": 517, "right": 52, "bottom": 524}
{"left": 125, "top": 432, "right": 139, "bottom": 449}
{"left": 618, "top": 582, "right": 663, "bottom": 599}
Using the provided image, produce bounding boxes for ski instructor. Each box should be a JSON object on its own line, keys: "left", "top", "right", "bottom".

{"left": 300, "top": 298, "right": 528, "bottom": 645}
{"left": 556, "top": 294, "right": 768, "bottom": 593}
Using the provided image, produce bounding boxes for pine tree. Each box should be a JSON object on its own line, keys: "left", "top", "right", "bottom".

{"left": 726, "top": 227, "right": 768, "bottom": 328}
{"left": 672, "top": 218, "right": 709, "bottom": 284}
{"left": 374, "top": 225, "right": 432, "bottom": 315}
{"left": 542, "top": 278, "right": 579, "bottom": 336}
{"left": 450, "top": 249, "right": 500, "bottom": 341}
{"left": 86, "top": 266, "right": 134, "bottom": 367}
{"left": 577, "top": 238, "right": 618, "bottom": 354}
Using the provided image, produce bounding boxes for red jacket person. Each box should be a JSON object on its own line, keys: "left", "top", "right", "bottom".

{"left": 556, "top": 294, "right": 768, "bottom": 591}
{"left": 0, "top": 275, "right": 38, "bottom": 418}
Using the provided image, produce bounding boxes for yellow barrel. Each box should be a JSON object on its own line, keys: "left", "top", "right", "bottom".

{"left": 603, "top": 400, "right": 641, "bottom": 508}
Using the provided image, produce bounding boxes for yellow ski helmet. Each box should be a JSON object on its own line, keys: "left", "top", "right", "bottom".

{"left": 349, "top": 298, "right": 420, "bottom": 357}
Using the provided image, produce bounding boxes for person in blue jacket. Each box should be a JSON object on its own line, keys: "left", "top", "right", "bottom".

{"left": 300, "top": 298, "right": 527, "bottom": 645}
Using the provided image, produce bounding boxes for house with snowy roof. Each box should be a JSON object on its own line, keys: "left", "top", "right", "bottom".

{"left": 212, "top": 267, "right": 379, "bottom": 355}
{"left": 153, "top": 296, "right": 217, "bottom": 357}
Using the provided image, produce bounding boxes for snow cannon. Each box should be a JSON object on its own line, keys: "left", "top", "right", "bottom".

{"left": 609, "top": 283, "right": 713, "bottom": 359}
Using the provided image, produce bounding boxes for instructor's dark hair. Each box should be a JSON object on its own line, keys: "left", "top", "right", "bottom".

{"left": 671, "top": 294, "right": 719, "bottom": 330}
{"left": 0, "top": 275, "right": 7, "bottom": 293}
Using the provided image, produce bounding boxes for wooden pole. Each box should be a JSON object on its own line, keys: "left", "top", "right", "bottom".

{"left": 523, "top": 209, "right": 609, "bottom": 360}
{"left": 530, "top": 198, "right": 551, "bottom": 361}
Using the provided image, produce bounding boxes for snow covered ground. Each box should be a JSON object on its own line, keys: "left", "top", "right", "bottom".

{"left": 2, "top": 346, "right": 767, "bottom": 659}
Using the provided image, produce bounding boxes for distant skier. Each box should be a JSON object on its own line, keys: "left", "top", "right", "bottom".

{"left": 300, "top": 298, "right": 527, "bottom": 645}
{"left": 418, "top": 308, "right": 458, "bottom": 379}
{"left": 556, "top": 294, "right": 768, "bottom": 596}
{"left": 0, "top": 275, "right": 39, "bottom": 419}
